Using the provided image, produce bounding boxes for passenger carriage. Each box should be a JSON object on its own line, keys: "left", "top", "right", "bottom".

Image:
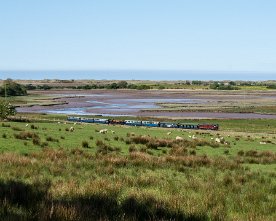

{"left": 142, "top": 121, "right": 160, "bottom": 127}
{"left": 124, "top": 120, "right": 142, "bottom": 126}
{"left": 93, "top": 118, "right": 109, "bottom": 124}
{"left": 159, "top": 122, "right": 179, "bottom": 128}
{"left": 179, "top": 123, "right": 198, "bottom": 129}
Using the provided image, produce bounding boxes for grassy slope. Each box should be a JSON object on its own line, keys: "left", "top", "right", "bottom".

{"left": 0, "top": 118, "right": 275, "bottom": 220}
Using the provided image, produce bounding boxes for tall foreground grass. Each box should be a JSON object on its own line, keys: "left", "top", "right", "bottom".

{"left": 0, "top": 148, "right": 275, "bottom": 221}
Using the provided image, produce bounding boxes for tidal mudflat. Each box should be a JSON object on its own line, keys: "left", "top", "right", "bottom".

{"left": 16, "top": 89, "right": 276, "bottom": 119}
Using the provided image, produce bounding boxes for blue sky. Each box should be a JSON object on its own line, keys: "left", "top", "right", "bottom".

{"left": 0, "top": 0, "right": 276, "bottom": 79}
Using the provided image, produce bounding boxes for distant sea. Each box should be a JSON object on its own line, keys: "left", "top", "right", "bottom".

{"left": 0, "top": 70, "right": 275, "bottom": 81}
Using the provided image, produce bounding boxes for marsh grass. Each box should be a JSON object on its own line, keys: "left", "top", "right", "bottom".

{"left": 0, "top": 149, "right": 275, "bottom": 220}
{"left": 1, "top": 122, "right": 11, "bottom": 127}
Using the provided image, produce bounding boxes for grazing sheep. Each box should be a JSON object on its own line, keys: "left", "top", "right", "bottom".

{"left": 25, "top": 124, "right": 29, "bottom": 127}
{"left": 192, "top": 135, "right": 197, "bottom": 139}
{"left": 74, "top": 122, "right": 77, "bottom": 125}
{"left": 211, "top": 137, "right": 214, "bottom": 140}
{"left": 99, "top": 129, "right": 108, "bottom": 134}
{"left": 215, "top": 138, "right": 221, "bottom": 143}
{"left": 69, "top": 127, "right": 74, "bottom": 132}
{"left": 58, "top": 122, "right": 60, "bottom": 124}
{"left": 176, "top": 136, "right": 184, "bottom": 141}
{"left": 111, "top": 130, "right": 115, "bottom": 134}
{"left": 260, "top": 141, "right": 266, "bottom": 145}
{"left": 167, "top": 132, "right": 172, "bottom": 135}
{"left": 188, "top": 135, "right": 192, "bottom": 138}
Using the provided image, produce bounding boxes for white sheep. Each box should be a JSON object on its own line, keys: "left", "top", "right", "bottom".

{"left": 69, "top": 127, "right": 74, "bottom": 132}
{"left": 260, "top": 141, "right": 266, "bottom": 145}
{"left": 176, "top": 136, "right": 184, "bottom": 141}
{"left": 111, "top": 130, "right": 115, "bottom": 134}
{"left": 25, "top": 124, "right": 29, "bottom": 127}
{"left": 99, "top": 129, "right": 108, "bottom": 134}
{"left": 215, "top": 138, "right": 221, "bottom": 143}
{"left": 167, "top": 132, "right": 172, "bottom": 135}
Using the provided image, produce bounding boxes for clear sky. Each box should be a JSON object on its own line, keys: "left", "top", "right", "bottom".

{"left": 0, "top": 0, "right": 276, "bottom": 79}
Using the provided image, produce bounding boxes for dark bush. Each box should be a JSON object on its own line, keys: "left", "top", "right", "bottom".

{"left": 11, "top": 126, "right": 23, "bottom": 131}
{"left": 31, "top": 124, "right": 38, "bottom": 129}
{"left": 82, "top": 141, "right": 89, "bottom": 148}
{"left": 46, "top": 136, "right": 59, "bottom": 142}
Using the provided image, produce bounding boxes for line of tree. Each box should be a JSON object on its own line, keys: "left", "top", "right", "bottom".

{"left": 25, "top": 81, "right": 151, "bottom": 90}
{"left": 266, "top": 84, "right": 276, "bottom": 89}
{"left": 209, "top": 82, "right": 240, "bottom": 90}
{"left": 0, "top": 79, "right": 27, "bottom": 97}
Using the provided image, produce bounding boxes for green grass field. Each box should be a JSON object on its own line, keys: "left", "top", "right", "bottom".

{"left": 0, "top": 116, "right": 276, "bottom": 220}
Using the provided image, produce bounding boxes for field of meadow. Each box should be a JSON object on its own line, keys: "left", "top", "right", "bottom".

{"left": 0, "top": 116, "right": 275, "bottom": 220}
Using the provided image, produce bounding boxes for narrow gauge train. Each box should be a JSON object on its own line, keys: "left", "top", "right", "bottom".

{"left": 67, "top": 116, "right": 219, "bottom": 130}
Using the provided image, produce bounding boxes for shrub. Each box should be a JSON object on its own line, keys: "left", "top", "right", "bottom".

{"left": 119, "top": 137, "right": 124, "bottom": 142}
{"left": 11, "top": 126, "right": 23, "bottom": 131}
{"left": 0, "top": 79, "right": 27, "bottom": 96}
{"left": 237, "top": 150, "right": 244, "bottom": 156}
{"left": 0, "top": 100, "right": 17, "bottom": 119}
{"left": 32, "top": 137, "right": 41, "bottom": 146}
{"left": 14, "top": 131, "right": 39, "bottom": 140}
{"left": 40, "top": 142, "right": 49, "bottom": 148}
{"left": 125, "top": 139, "right": 131, "bottom": 145}
{"left": 190, "top": 150, "right": 197, "bottom": 155}
{"left": 129, "top": 145, "right": 138, "bottom": 152}
{"left": 46, "top": 136, "right": 59, "bottom": 142}
{"left": 96, "top": 140, "right": 105, "bottom": 147}
{"left": 96, "top": 140, "right": 119, "bottom": 154}
{"left": 1, "top": 123, "right": 10, "bottom": 127}
{"left": 31, "top": 124, "right": 38, "bottom": 129}
{"left": 82, "top": 140, "right": 90, "bottom": 148}
{"left": 169, "top": 147, "right": 188, "bottom": 156}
